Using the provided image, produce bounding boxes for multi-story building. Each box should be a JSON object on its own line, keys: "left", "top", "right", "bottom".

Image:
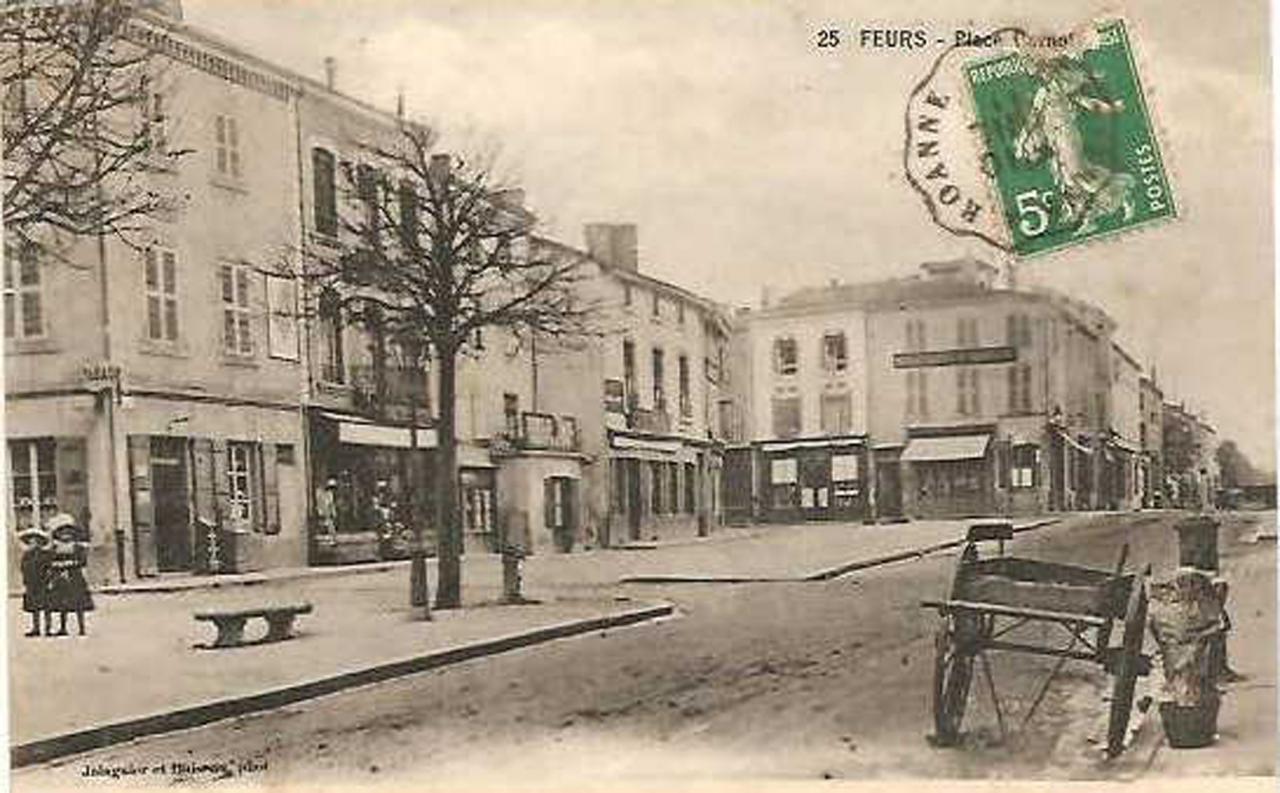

{"left": 1162, "top": 402, "right": 1219, "bottom": 509}
{"left": 725, "top": 287, "right": 870, "bottom": 523}
{"left": 1105, "top": 342, "right": 1143, "bottom": 511}
{"left": 6, "top": 4, "right": 313, "bottom": 585}
{"left": 727, "top": 257, "right": 1128, "bottom": 521}
{"left": 1139, "top": 374, "right": 1165, "bottom": 507}
{"left": 578, "top": 224, "right": 731, "bottom": 545}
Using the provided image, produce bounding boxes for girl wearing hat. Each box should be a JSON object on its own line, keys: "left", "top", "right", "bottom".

{"left": 45, "top": 513, "right": 94, "bottom": 636}
{"left": 17, "top": 526, "right": 52, "bottom": 637}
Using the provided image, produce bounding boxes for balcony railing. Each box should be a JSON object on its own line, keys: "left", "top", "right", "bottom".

{"left": 629, "top": 407, "right": 671, "bottom": 434}
{"left": 517, "top": 411, "right": 580, "bottom": 451}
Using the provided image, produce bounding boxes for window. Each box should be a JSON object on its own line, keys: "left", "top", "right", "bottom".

{"left": 145, "top": 89, "right": 167, "bottom": 154}
{"left": 822, "top": 331, "right": 848, "bottom": 372}
{"left": 214, "top": 114, "right": 241, "bottom": 179}
{"left": 772, "top": 397, "right": 801, "bottom": 439}
{"left": 906, "top": 370, "right": 929, "bottom": 419}
{"left": 774, "top": 337, "right": 798, "bottom": 376}
{"left": 684, "top": 463, "right": 696, "bottom": 514}
{"left": 1011, "top": 444, "right": 1039, "bottom": 488}
{"left": 276, "top": 444, "right": 296, "bottom": 466}
{"left": 957, "top": 317, "right": 978, "bottom": 347}
{"left": 398, "top": 179, "right": 419, "bottom": 244}
{"left": 545, "top": 477, "right": 574, "bottom": 529}
{"left": 144, "top": 247, "right": 179, "bottom": 341}
{"left": 8, "top": 438, "right": 56, "bottom": 531}
{"left": 1006, "top": 312, "right": 1032, "bottom": 347}
{"left": 357, "top": 164, "right": 381, "bottom": 245}
{"left": 504, "top": 393, "right": 519, "bottom": 436}
{"left": 227, "top": 442, "right": 255, "bottom": 526}
{"left": 650, "top": 461, "right": 664, "bottom": 513}
{"left": 1007, "top": 364, "right": 1033, "bottom": 413}
{"left": 318, "top": 289, "right": 344, "bottom": 382}
{"left": 820, "top": 392, "right": 852, "bottom": 434}
{"left": 5, "top": 242, "right": 43, "bottom": 339}
{"left": 906, "top": 318, "right": 927, "bottom": 351}
{"left": 677, "top": 301, "right": 686, "bottom": 325}
{"left": 678, "top": 354, "right": 691, "bottom": 417}
{"left": 769, "top": 457, "right": 798, "bottom": 508}
{"left": 312, "top": 148, "right": 337, "bottom": 236}
{"left": 622, "top": 340, "right": 636, "bottom": 406}
{"left": 221, "top": 264, "right": 253, "bottom": 356}
{"left": 956, "top": 368, "right": 980, "bottom": 416}
{"left": 831, "top": 453, "right": 860, "bottom": 483}
{"left": 651, "top": 347, "right": 665, "bottom": 410}
{"left": 651, "top": 291, "right": 661, "bottom": 318}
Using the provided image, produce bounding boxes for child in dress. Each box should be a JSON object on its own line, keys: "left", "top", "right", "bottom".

{"left": 45, "top": 514, "right": 94, "bottom": 637}
{"left": 18, "top": 527, "right": 51, "bottom": 637}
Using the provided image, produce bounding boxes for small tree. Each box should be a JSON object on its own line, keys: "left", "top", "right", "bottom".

{"left": 320, "top": 122, "right": 592, "bottom": 610}
{"left": 2, "top": 0, "right": 186, "bottom": 250}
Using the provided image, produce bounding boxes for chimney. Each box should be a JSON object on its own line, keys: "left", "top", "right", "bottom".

{"left": 396, "top": 87, "right": 405, "bottom": 121}
{"left": 429, "top": 153, "right": 452, "bottom": 185}
{"left": 584, "top": 223, "right": 638, "bottom": 272}
{"left": 323, "top": 57, "right": 336, "bottom": 91}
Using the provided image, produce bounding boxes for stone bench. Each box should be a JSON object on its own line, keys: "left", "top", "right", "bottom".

{"left": 194, "top": 603, "right": 313, "bottom": 649}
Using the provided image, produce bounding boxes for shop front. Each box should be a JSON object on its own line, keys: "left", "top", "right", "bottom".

{"left": 606, "top": 432, "right": 712, "bottom": 544}
{"left": 756, "top": 436, "right": 869, "bottom": 523}
{"left": 308, "top": 410, "right": 437, "bottom": 565}
{"left": 901, "top": 432, "right": 994, "bottom": 518}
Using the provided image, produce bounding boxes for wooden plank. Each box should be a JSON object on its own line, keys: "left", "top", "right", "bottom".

{"left": 920, "top": 599, "right": 1108, "bottom": 627}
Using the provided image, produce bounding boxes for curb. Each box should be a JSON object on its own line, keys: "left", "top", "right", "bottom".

{"left": 620, "top": 518, "right": 1062, "bottom": 585}
{"left": 11, "top": 602, "right": 674, "bottom": 769}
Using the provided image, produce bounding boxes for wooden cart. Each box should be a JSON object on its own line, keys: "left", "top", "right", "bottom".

{"left": 921, "top": 522, "right": 1151, "bottom": 757}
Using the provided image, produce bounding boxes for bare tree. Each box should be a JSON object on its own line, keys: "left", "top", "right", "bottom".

{"left": 2, "top": 0, "right": 186, "bottom": 251}
{"left": 316, "top": 122, "right": 593, "bottom": 611}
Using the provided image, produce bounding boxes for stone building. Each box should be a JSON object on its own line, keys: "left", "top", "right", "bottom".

{"left": 6, "top": 5, "right": 310, "bottom": 584}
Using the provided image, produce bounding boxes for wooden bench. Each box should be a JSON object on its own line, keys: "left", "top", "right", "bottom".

{"left": 194, "top": 603, "right": 313, "bottom": 649}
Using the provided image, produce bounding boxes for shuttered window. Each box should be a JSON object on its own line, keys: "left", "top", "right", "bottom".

{"left": 144, "top": 247, "right": 179, "bottom": 341}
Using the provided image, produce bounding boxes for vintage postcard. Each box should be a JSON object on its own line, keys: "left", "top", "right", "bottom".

{"left": 2, "top": 0, "right": 1274, "bottom": 791}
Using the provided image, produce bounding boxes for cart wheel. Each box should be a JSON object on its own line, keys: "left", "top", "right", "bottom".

{"left": 1106, "top": 574, "right": 1148, "bottom": 757}
{"left": 933, "top": 616, "right": 976, "bottom": 746}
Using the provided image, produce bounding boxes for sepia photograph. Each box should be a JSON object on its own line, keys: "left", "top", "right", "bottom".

{"left": 2, "top": 0, "right": 1275, "bottom": 790}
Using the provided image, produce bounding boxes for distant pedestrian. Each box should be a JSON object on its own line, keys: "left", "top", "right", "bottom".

{"left": 45, "top": 513, "right": 94, "bottom": 637}
{"left": 17, "top": 527, "right": 52, "bottom": 637}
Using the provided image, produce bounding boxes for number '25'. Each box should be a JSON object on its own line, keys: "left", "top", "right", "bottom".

{"left": 816, "top": 29, "right": 840, "bottom": 48}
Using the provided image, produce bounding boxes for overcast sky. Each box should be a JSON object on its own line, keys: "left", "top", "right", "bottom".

{"left": 186, "top": 0, "right": 1274, "bottom": 467}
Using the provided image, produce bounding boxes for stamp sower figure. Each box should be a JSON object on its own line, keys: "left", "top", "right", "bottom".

{"left": 45, "top": 513, "right": 95, "bottom": 637}
{"left": 18, "top": 527, "right": 52, "bottom": 637}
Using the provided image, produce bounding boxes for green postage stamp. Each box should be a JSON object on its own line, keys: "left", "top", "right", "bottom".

{"left": 966, "top": 20, "right": 1174, "bottom": 256}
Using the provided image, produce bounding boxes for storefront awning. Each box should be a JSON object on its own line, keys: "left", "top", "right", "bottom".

{"left": 337, "top": 421, "right": 437, "bottom": 449}
{"left": 759, "top": 437, "right": 865, "bottom": 453}
{"left": 901, "top": 434, "right": 990, "bottom": 463}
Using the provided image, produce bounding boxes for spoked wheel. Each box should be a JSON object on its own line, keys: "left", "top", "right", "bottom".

{"left": 933, "top": 613, "right": 978, "bottom": 746}
{"left": 1106, "top": 574, "right": 1149, "bottom": 757}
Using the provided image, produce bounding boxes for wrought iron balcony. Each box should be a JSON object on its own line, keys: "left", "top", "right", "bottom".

{"left": 517, "top": 411, "right": 580, "bottom": 451}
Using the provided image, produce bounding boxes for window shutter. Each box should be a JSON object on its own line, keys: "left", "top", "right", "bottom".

{"left": 262, "top": 443, "right": 281, "bottom": 535}
{"left": 543, "top": 478, "right": 556, "bottom": 529}
{"left": 211, "top": 439, "right": 230, "bottom": 528}
{"left": 127, "top": 436, "right": 159, "bottom": 577}
{"left": 55, "top": 437, "right": 89, "bottom": 531}
{"left": 564, "top": 480, "right": 578, "bottom": 531}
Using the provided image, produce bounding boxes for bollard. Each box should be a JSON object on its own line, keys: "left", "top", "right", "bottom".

{"left": 1148, "top": 569, "right": 1225, "bottom": 748}
{"left": 1174, "top": 515, "right": 1220, "bottom": 573}
{"left": 501, "top": 545, "right": 526, "bottom": 604}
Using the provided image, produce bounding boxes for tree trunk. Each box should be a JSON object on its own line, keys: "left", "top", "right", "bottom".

{"left": 407, "top": 347, "right": 431, "bottom": 618}
{"left": 434, "top": 343, "right": 462, "bottom": 609}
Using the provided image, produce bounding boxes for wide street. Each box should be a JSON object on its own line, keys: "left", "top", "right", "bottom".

{"left": 16, "top": 511, "right": 1275, "bottom": 789}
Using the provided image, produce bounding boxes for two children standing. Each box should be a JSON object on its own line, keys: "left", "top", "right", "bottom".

{"left": 19, "top": 512, "right": 95, "bottom": 637}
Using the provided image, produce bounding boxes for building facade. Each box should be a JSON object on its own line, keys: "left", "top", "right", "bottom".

{"left": 1138, "top": 375, "right": 1165, "bottom": 507}
{"left": 726, "top": 291, "right": 870, "bottom": 523}
{"left": 6, "top": 7, "right": 311, "bottom": 584}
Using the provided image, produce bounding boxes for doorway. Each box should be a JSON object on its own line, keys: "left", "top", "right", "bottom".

{"left": 626, "top": 459, "right": 642, "bottom": 540}
{"left": 151, "top": 437, "right": 192, "bottom": 572}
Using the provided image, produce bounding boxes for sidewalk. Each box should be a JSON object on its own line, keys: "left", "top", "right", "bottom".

{"left": 8, "top": 514, "right": 1067, "bottom": 765}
